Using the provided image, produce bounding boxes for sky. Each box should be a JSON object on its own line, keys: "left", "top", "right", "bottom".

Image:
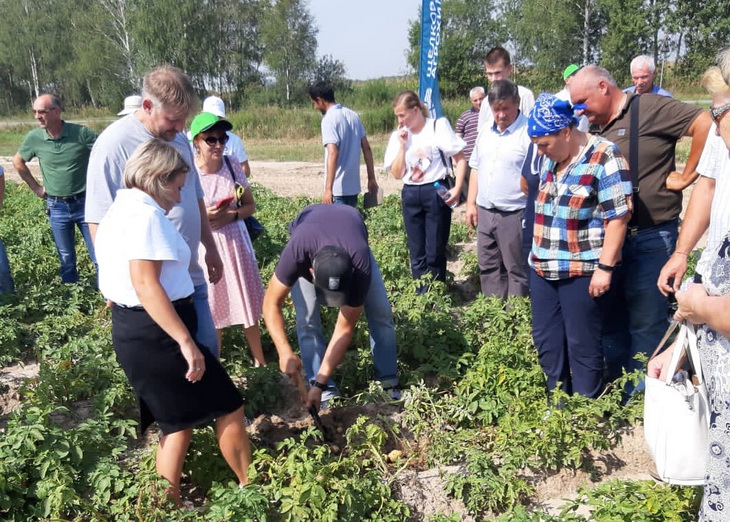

{"left": 308, "top": 0, "right": 422, "bottom": 80}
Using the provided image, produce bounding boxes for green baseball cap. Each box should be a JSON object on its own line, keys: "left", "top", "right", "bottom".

{"left": 190, "top": 112, "right": 232, "bottom": 139}
{"left": 562, "top": 64, "right": 580, "bottom": 80}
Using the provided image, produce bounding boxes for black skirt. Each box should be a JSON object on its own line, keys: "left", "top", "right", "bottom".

{"left": 111, "top": 300, "right": 243, "bottom": 435}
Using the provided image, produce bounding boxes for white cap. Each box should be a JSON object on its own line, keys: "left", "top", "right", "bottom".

{"left": 202, "top": 96, "right": 226, "bottom": 118}
{"left": 118, "top": 95, "right": 142, "bottom": 116}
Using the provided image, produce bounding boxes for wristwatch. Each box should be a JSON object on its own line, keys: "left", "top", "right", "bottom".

{"left": 311, "top": 380, "right": 327, "bottom": 391}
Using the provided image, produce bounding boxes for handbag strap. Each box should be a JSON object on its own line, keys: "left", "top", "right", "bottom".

{"left": 223, "top": 155, "right": 235, "bottom": 182}
{"left": 649, "top": 320, "right": 680, "bottom": 361}
{"left": 433, "top": 119, "right": 451, "bottom": 173}
{"left": 628, "top": 95, "right": 640, "bottom": 230}
{"left": 664, "top": 321, "right": 704, "bottom": 386}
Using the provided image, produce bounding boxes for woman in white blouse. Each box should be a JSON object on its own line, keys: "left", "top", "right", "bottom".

{"left": 384, "top": 90, "right": 466, "bottom": 292}
{"left": 95, "top": 139, "right": 251, "bottom": 507}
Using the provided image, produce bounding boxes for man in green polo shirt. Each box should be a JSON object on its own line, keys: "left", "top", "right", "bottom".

{"left": 12, "top": 94, "right": 97, "bottom": 283}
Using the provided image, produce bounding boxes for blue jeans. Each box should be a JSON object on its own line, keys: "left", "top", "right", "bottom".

{"left": 530, "top": 272, "right": 605, "bottom": 398}
{"left": 45, "top": 194, "right": 96, "bottom": 283}
{"left": 193, "top": 284, "right": 219, "bottom": 358}
{"left": 0, "top": 236, "right": 14, "bottom": 294}
{"left": 603, "top": 219, "right": 678, "bottom": 392}
{"left": 401, "top": 184, "right": 452, "bottom": 285}
{"left": 290, "top": 251, "right": 398, "bottom": 397}
{"left": 333, "top": 194, "right": 358, "bottom": 206}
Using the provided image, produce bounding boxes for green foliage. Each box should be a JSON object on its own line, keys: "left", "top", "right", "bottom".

{"left": 407, "top": 0, "right": 508, "bottom": 98}
{"left": 0, "top": 178, "right": 703, "bottom": 520}
{"left": 260, "top": 0, "right": 318, "bottom": 105}
{"left": 253, "top": 417, "right": 410, "bottom": 521}
{"left": 559, "top": 479, "right": 702, "bottom": 521}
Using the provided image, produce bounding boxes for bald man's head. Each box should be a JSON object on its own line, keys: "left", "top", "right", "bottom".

{"left": 568, "top": 66, "right": 621, "bottom": 126}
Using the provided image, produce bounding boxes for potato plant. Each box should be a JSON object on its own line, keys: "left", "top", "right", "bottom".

{"left": 0, "top": 183, "right": 701, "bottom": 520}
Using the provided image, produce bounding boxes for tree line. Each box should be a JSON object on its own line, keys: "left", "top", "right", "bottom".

{"left": 410, "top": 0, "right": 730, "bottom": 97}
{"left": 1, "top": 0, "right": 728, "bottom": 115}
{"left": 0, "top": 0, "right": 349, "bottom": 114}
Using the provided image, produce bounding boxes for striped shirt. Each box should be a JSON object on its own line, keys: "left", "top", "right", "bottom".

{"left": 530, "top": 135, "right": 632, "bottom": 280}
{"left": 455, "top": 108, "right": 480, "bottom": 161}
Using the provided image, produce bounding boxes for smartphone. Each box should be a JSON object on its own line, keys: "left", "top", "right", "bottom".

{"left": 215, "top": 196, "right": 235, "bottom": 209}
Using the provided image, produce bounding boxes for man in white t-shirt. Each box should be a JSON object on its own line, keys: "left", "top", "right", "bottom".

{"left": 308, "top": 81, "right": 377, "bottom": 206}
{"left": 477, "top": 46, "right": 535, "bottom": 133}
{"left": 200, "top": 96, "right": 252, "bottom": 177}
{"left": 467, "top": 80, "right": 530, "bottom": 298}
{"left": 85, "top": 66, "right": 223, "bottom": 356}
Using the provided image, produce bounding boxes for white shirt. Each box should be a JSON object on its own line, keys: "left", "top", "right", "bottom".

{"left": 696, "top": 124, "right": 730, "bottom": 276}
{"left": 383, "top": 117, "right": 465, "bottom": 185}
{"left": 96, "top": 188, "right": 194, "bottom": 307}
{"left": 554, "top": 88, "right": 589, "bottom": 132}
{"left": 469, "top": 112, "right": 530, "bottom": 211}
{"left": 478, "top": 84, "right": 535, "bottom": 133}
{"left": 225, "top": 132, "right": 248, "bottom": 163}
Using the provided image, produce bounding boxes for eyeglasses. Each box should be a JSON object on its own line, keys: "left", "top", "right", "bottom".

{"left": 709, "top": 102, "right": 730, "bottom": 125}
{"left": 203, "top": 135, "right": 229, "bottom": 146}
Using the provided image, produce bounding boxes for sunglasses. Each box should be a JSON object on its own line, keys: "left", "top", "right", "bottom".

{"left": 203, "top": 135, "right": 229, "bottom": 146}
{"left": 709, "top": 102, "right": 730, "bottom": 125}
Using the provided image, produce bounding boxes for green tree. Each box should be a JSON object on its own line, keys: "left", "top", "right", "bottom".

{"left": 312, "top": 55, "right": 351, "bottom": 95}
{"left": 508, "top": 0, "right": 599, "bottom": 91}
{"left": 260, "top": 0, "right": 318, "bottom": 104}
{"left": 407, "top": 0, "right": 507, "bottom": 98}
{"left": 596, "top": 0, "right": 655, "bottom": 86}
{"left": 206, "top": 0, "right": 265, "bottom": 109}
{"left": 669, "top": 0, "right": 730, "bottom": 79}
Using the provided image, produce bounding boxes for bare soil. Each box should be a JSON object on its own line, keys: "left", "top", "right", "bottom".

{"left": 0, "top": 157, "right": 661, "bottom": 519}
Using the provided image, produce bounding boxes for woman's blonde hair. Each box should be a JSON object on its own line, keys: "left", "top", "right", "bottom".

{"left": 392, "top": 90, "right": 429, "bottom": 117}
{"left": 123, "top": 139, "right": 189, "bottom": 201}
{"left": 701, "top": 66, "right": 730, "bottom": 96}
{"left": 702, "top": 47, "right": 730, "bottom": 96}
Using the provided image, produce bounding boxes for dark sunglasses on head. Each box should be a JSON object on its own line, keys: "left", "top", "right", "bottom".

{"left": 709, "top": 102, "right": 730, "bottom": 124}
{"left": 203, "top": 135, "right": 229, "bottom": 146}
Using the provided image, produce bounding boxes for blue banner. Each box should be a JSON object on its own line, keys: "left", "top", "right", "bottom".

{"left": 418, "top": 0, "right": 443, "bottom": 119}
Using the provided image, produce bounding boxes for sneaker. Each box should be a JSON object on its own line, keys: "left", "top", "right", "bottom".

{"left": 383, "top": 385, "right": 402, "bottom": 401}
{"left": 319, "top": 388, "right": 340, "bottom": 411}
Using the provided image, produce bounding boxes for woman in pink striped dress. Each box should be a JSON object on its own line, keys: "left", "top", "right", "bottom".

{"left": 190, "top": 112, "right": 265, "bottom": 365}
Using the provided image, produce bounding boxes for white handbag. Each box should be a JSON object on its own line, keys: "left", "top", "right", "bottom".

{"left": 644, "top": 320, "right": 709, "bottom": 486}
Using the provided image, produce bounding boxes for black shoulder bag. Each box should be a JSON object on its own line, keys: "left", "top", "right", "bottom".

{"left": 434, "top": 119, "right": 466, "bottom": 204}
{"left": 627, "top": 95, "right": 640, "bottom": 235}
{"left": 223, "top": 156, "right": 264, "bottom": 241}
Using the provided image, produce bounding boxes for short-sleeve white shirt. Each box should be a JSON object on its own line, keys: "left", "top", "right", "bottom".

{"left": 383, "top": 117, "right": 465, "bottom": 185}
{"left": 225, "top": 132, "right": 248, "bottom": 163}
{"left": 696, "top": 124, "right": 730, "bottom": 276}
{"left": 469, "top": 112, "right": 530, "bottom": 211}
{"left": 96, "top": 188, "right": 194, "bottom": 307}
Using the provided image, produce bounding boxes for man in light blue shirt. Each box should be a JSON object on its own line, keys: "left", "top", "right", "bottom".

{"left": 466, "top": 80, "right": 531, "bottom": 298}
{"left": 308, "top": 81, "right": 378, "bottom": 206}
{"left": 623, "top": 55, "right": 672, "bottom": 97}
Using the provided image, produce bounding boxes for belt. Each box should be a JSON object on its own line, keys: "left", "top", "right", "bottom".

{"left": 47, "top": 191, "right": 85, "bottom": 203}
{"left": 116, "top": 295, "right": 193, "bottom": 311}
{"left": 627, "top": 218, "right": 679, "bottom": 237}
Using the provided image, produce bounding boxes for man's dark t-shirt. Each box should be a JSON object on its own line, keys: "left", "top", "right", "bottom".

{"left": 593, "top": 93, "right": 701, "bottom": 228}
{"left": 274, "top": 204, "right": 372, "bottom": 307}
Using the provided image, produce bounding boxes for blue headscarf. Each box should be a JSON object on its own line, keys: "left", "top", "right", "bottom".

{"left": 527, "top": 92, "right": 579, "bottom": 137}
